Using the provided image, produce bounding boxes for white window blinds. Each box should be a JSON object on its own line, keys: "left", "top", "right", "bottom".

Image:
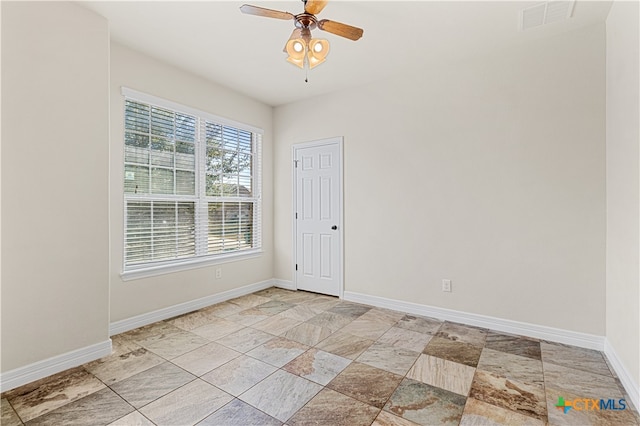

{"left": 122, "top": 88, "right": 262, "bottom": 273}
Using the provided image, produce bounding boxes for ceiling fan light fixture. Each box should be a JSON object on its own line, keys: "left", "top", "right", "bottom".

{"left": 307, "top": 38, "right": 329, "bottom": 69}
{"left": 286, "top": 38, "right": 306, "bottom": 68}
{"left": 293, "top": 40, "right": 304, "bottom": 53}
{"left": 307, "top": 55, "right": 326, "bottom": 69}
{"left": 287, "top": 56, "right": 305, "bottom": 68}
{"left": 311, "top": 38, "right": 327, "bottom": 53}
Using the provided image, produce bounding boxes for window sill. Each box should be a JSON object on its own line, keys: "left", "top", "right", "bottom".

{"left": 120, "top": 250, "right": 263, "bottom": 281}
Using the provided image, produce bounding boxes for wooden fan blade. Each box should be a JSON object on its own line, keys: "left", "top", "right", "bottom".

{"left": 283, "top": 28, "right": 302, "bottom": 52}
{"left": 304, "top": 0, "right": 328, "bottom": 15}
{"left": 239, "top": 4, "right": 294, "bottom": 20}
{"left": 318, "top": 19, "right": 363, "bottom": 41}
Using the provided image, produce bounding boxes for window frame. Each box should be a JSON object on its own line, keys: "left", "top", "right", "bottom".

{"left": 120, "top": 87, "right": 263, "bottom": 281}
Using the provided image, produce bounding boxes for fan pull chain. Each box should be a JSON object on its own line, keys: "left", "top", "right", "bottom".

{"left": 305, "top": 67, "right": 309, "bottom": 83}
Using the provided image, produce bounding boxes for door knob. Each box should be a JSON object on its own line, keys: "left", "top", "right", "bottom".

{"left": 331, "top": 225, "right": 338, "bottom": 230}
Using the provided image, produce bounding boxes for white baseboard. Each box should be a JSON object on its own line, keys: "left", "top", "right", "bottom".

{"left": 343, "top": 291, "right": 605, "bottom": 350}
{"left": 273, "top": 279, "right": 295, "bottom": 290}
{"left": 0, "top": 340, "right": 112, "bottom": 393}
{"left": 604, "top": 339, "right": 640, "bottom": 412}
{"left": 109, "top": 279, "right": 276, "bottom": 336}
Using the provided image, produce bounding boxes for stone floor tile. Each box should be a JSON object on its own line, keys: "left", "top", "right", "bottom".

{"left": 279, "top": 305, "right": 324, "bottom": 322}
{"left": 228, "top": 294, "right": 272, "bottom": 309}
{"left": 357, "top": 342, "right": 420, "bottom": 376}
{"left": 543, "top": 361, "right": 623, "bottom": 400}
{"left": 255, "top": 300, "right": 296, "bottom": 315}
{"left": 377, "top": 326, "right": 433, "bottom": 353}
{"left": 359, "top": 308, "right": 405, "bottom": 325}
{"left": 372, "top": 409, "right": 420, "bottom": 426}
{"left": 476, "top": 347, "right": 544, "bottom": 386}
{"left": 484, "top": 332, "right": 541, "bottom": 360}
{"left": 395, "top": 315, "right": 443, "bottom": 335}
{"left": 171, "top": 341, "right": 241, "bottom": 376}
{"left": 190, "top": 318, "right": 245, "bottom": 341}
{"left": 238, "top": 370, "right": 322, "bottom": 422}
{"left": 246, "top": 337, "right": 309, "bottom": 368}
{"left": 435, "top": 322, "right": 488, "bottom": 347}
{"left": 166, "top": 309, "right": 220, "bottom": 331}
{"left": 107, "top": 410, "right": 155, "bottom": 426}
{"left": 24, "top": 388, "right": 133, "bottom": 426}
{"left": 215, "top": 327, "right": 274, "bottom": 353}
{"left": 84, "top": 348, "right": 164, "bottom": 385}
{"left": 201, "top": 301, "right": 244, "bottom": 318}
{"left": 541, "top": 341, "right": 612, "bottom": 377}
{"left": 423, "top": 336, "right": 483, "bottom": 367}
{"left": 384, "top": 378, "right": 466, "bottom": 426}
{"left": 201, "top": 355, "right": 277, "bottom": 396}
{"left": 120, "top": 322, "right": 183, "bottom": 346}
{"left": 407, "top": 354, "right": 476, "bottom": 396}
{"left": 198, "top": 398, "right": 282, "bottom": 426}
{"left": 224, "top": 307, "right": 274, "bottom": 326}
{"left": 251, "top": 314, "right": 301, "bottom": 336}
{"left": 340, "top": 318, "right": 394, "bottom": 340}
{"left": 283, "top": 348, "right": 351, "bottom": 385}
{"left": 327, "top": 362, "right": 403, "bottom": 408}
{"left": 306, "top": 311, "right": 354, "bottom": 332}
{"left": 1, "top": 398, "right": 23, "bottom": 426}
{"left": 4, "top": 367, "right": 106, "bottom": 422}
{"left": 287, "top": 388, "right": 379, "bottom": 426}
{"left": 327, "top": 302, "right": 372, "bottom": 319}
{"left": 282, "top": 322, "right": 333, "bottom": 346}
{"left": 109, "top": 362, "right": 195, "bottom": 408}
{"left": 315, "top": 331, "right": 374, "bottom": 359}
{"left": 139, "top": 379, "right": 232, "bottom": 426}
{"left": 460, "top": 397, "right": 544, "bottom": 425}
{"left": 139, "top": 329, "right": 209, "bottom": 359}
{"left": 469, "top": 370, "right": 547, "bottom": 421}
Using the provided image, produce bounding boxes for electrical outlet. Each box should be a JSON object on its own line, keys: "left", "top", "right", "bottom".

{"left": 215, "top": 268, "right": 222, "bottom": 279}
{"left": 442, "top": 279, "right": 452, "bottom": 292}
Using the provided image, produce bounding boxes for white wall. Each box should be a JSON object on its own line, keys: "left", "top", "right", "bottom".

{"left": 109, "top": 43, "right": 274, "bottom": 323}
{"left": 274, "top": 23, "right": 607, "bottom": 335}
{"left": 1, "top": 2, "right": 110, "bottom": 371}
{"left": 606, "top": 0, "right": 640, "bottom": 392}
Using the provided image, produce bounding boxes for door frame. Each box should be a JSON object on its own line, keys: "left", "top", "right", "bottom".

{"left": 291, "top": 137, "right": 344, "bottom": 298}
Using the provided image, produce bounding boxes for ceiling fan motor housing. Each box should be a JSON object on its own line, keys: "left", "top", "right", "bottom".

{"left": 295, "top": 13, "right": 317, "bottom": 30}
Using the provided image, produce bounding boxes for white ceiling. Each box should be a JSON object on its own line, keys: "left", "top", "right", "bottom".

{"left": 81, "top": 1, "right": 612, "bottom": 106}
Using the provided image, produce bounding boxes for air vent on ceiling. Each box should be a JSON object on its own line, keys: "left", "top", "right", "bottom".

{"left": 520, "top": 1, "right": 576, "bottom": 31}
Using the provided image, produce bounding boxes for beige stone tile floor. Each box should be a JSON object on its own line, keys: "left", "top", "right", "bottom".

{"left": 2, "top": 287, "right": 639, "bottom": 425}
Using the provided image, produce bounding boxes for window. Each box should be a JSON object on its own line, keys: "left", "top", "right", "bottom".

{"left": 122, "top": 88, "right": 262, "bottom": 278}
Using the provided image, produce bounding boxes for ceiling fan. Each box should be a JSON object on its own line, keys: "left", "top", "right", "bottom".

{"left": 240, "top": 0, "right": 363, "bottom": 70}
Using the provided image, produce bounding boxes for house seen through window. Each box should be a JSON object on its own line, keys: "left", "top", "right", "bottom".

{"left": 123, "top": 92, "right": 262, "bottom": 272}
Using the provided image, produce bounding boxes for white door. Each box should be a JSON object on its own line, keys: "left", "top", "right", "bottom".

{"left": 293, "top": 138, "right": 342, "bottom": 297}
